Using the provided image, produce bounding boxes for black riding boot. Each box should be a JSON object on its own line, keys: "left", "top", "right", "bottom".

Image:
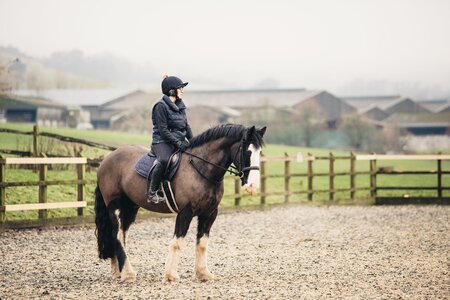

{"left": 147, "top": 161, "right": 165, "bottom": 203}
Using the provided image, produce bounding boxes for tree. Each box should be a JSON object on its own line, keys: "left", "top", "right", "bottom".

{"left": 339, "top": 115, "right": 382, "bottom": 151}
{"left": 293, "top": 101, "right": 325, "bottom": 147}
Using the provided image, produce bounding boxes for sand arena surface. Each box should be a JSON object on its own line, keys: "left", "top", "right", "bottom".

{"left": 1, "top": 205, "right": 449, "bottom": 299}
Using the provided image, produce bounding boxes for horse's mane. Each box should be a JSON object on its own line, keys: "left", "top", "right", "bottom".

{"left": 190, "top": 124, "right": 264, "bottom": 148}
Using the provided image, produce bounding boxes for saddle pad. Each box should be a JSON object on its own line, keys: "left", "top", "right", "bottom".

{"left": 135, "top": 153, "right": 157, "bottom": 179}
{"left": 134, "top": 153, "right": 181, "bottom": 182}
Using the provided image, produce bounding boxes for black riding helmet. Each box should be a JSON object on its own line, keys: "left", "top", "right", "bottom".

{"left": 161, "top": 76, "right": 189, "bottom": 96}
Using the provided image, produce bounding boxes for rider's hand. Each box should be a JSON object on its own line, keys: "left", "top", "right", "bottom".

{"left": 176, "top": 140, "right": 190, "bottom": 151}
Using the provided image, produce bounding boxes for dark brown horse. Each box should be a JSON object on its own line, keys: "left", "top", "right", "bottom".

{"left": 95, "top": 124, "right": 266, "bottom": 282}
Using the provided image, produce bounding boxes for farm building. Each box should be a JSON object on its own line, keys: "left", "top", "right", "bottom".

{"left": 183, "top": 89, "right": 357, "bottom": 129}
{"left": 342, "top": 95, "right": 430, "bottom": 119}
{"left": 417, "top": 99, "right": 450, "bottom": 113}
{"left": 183, "top": 88, "right": 309, "bottom": 108}
{"left": 439, "top": 103, "right": 450, "bottom": 113}
{"left": 291, "top": 91, "right": 356, "bottom": 128}
{"left": 85, "top": 90, "right": 159, "bottom": 129}
{"left": 0, "top": 93, "right": 66, "bottom": 126}
{"left": 12, "top": 88, "right": 157, "bottom": 129}
{"left": 383, "top": 112, "right": 450, "bottom": 135}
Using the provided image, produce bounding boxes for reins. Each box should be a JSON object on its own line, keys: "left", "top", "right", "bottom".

{"left": 182, "top": 138, "right": 260, "bottom": 184}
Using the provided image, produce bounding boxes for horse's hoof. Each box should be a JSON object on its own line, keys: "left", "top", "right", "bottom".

{"left": 121, "top": 271, "right": 137, "bottom": 283}
{"left": 111, "top": 270, "right": 121, "bottom": 279}
{"left": 196, "top": 271, "right": 215, "bottom": 282}
{"left": 163, "top": 273, "right": 180, "bottom": 283}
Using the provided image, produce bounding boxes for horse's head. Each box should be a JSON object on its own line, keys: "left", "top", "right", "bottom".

{"left": 231, "top": 126, "right": 266, "bottom": 195}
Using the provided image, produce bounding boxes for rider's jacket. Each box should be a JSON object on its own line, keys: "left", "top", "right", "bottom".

{"left": 151, "top": 95, "right": 193, "bottom": 145}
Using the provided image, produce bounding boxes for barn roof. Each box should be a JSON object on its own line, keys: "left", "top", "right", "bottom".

{"left": 0, "top": 93, "right": 66, "bottom": 109}
{"left": 12, "top": 88, "right": 134, "bottom": 106}
{"left": 183, "top": 88, "right": 318, "bottom": 108}
{"left": 417, "top": 99, "right": 450, "bottom": 113}
{"left": 383, "top": 112, "right": 450, "bottom": 126}
{"left": 100, "top": 90, "right": 160, "bottom": 109}
{"left": 341, "top": 95, "right": 430, "bottom": 114}
{"left": 341, "top": 95, "right": 404, "bottom": 113}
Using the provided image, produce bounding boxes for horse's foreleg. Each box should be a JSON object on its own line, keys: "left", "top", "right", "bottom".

{"left": 164, "top": 205, "right": 193, "bottom": 282}
{"left": 195, "top": 209, "right": 218, "bottom": 282}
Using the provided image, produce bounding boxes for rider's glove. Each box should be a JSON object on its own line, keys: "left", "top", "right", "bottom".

{"left": 176, "top": 140, "right": 190, "bottom": 151}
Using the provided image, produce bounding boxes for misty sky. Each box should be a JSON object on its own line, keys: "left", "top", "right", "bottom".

{"left": 1, "top": 0, "right": 449, "bottom": 96}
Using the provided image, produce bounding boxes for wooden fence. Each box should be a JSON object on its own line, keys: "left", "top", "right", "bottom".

{"left": 1, "top": 125, "right": 450, "bottom": 228}
{"left": 0, "top": 155, "right": 96, "bottom": 224}
{"left": 2, "top": 152, "right": 449, "bottom": 225}
{"left": 249, "top": 153, "right": 450, "bottom": 206}
{"left": 0, "top": 125, "right": 116, "bottom": 160}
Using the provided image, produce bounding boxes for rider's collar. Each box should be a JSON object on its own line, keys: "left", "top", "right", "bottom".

{"left": 162, "top": 95, "right": 186, "bottom": 112}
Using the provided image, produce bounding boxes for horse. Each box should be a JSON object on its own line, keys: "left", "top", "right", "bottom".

{"left": 94, "top": 124, "right": 266, "bottom": 282}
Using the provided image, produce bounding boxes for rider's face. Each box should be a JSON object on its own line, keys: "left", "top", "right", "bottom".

{"left": 177, "top": 87, "right": 184, "bottom": 98}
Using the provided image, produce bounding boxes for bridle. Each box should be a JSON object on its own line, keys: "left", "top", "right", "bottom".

{"left": 184, "top": 137, "right": 260, "bottom": 184}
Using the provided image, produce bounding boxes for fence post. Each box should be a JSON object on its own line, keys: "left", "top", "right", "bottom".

{"left": 33, "top": 125, "right": 40, "bottom": 158}
{"left": 38, "top": 153, "right": 48, "bottom": 219}
{"left": 77, "top": 156, "right": 86, "bottom": 216}
{"left": 350, "top": 152, "right": 356, "bottom": 201}
{"left": 437, "top": 152, "right": 442, "bottom": 199}
{"left": 234, "top": 177, "right": 241, "bottom": 206}
{"left": 260, "top": 155, "right": 266, "bottom": 205}
{"left": 0, "top": 155, "right": 5, "bottom": 222}
{"left": 307, "top": 152, "right": 313, "bottom": 201}
{"left": 33, "top": 125, "right": 40, "bottom": 173}
{"left": 370, "top": 155, "right": 377, "bottom": 202}
{"left": 329, "top": 152, "right": 335, "bottom": 202}
{"left": 284, "top": 152, "right": 290, "bottom": 203}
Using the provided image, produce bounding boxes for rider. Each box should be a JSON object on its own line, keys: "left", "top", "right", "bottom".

{"left": 147, "top": 75, "right": 193, "bottom": 203}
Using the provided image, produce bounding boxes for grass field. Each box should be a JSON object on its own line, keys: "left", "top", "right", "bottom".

{"left": 1, "top": 123, "right": 449, "bottom": 221}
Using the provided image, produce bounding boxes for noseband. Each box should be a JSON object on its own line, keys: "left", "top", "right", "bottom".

{"left": 185, "top": 137, "right": 260, "bottom": 184}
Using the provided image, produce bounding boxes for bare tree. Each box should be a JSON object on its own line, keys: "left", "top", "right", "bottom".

{"left": 339, "top": 115, "right": 381, "bottom": 151}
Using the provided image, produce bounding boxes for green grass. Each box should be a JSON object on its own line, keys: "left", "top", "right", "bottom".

{"left": 1, "top": 123, "right": 449, "bottom": 221}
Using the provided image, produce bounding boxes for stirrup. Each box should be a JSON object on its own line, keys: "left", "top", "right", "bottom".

{"left": 147, "top": 190, "right": 164, "bottom": 204}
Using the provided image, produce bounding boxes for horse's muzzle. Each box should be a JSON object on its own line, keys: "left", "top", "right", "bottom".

{"left": 244, "top": 183, "right": 258, "bottom": 196}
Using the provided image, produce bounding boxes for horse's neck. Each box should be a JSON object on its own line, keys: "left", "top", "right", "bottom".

{"left": 191, "top": 138, "right": 237, "bottom": 177}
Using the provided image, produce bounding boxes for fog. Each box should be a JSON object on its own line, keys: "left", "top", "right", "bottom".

{"left": 1, "top": 0, "right": 449, "bottom": 98}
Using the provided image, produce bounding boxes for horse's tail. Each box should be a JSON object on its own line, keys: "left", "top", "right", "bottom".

{"left": 94, "top": 185, "right": 115, "bottom": 260}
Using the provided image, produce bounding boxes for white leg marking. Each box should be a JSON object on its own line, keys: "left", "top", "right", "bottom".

{"left": 164, "top": 237, "right": 185, "bottom": 282}
{"left": 195, "top": 236, "right": 215, "bottom": 281}
{"left": 244, "top": 144, "right": 261, "bottom": 195}
{"left": 115, "top": 209, "right": 136, "bottom": 283}
{"left": 111, "top": 257, "right": 120, "bottom": 279}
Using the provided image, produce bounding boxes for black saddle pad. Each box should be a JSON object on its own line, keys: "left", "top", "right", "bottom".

{"left": 135, "top": 153, "right": 157, "bottom": 179}
{"left": 135, "top": 153, "right": 180, "bottom": 181}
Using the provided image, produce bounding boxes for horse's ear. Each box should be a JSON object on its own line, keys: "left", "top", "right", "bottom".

{"left": 258, "top": 126, "right": 267, "bottom": 137}
{"left": 245, "top": 126, "right": 255, "bottom": 140}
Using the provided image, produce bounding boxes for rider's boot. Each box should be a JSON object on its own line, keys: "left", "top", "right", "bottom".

{"left": 147, "top": 161, "right": 165, "bottom": 204}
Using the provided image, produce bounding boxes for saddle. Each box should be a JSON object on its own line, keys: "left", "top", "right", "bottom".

{"left": 134, "top": 151, "right": 182, "bottom": 213}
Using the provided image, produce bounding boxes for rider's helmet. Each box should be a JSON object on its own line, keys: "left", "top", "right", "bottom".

{"left": 161, "top": 75, "right": 188, "bottom": 96}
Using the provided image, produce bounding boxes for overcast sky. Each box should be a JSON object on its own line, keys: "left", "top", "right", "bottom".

{"left": 1, "top": 0, "right": 449, "bottom": 96}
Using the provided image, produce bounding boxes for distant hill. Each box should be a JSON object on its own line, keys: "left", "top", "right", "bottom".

{"left": 42, "top": 49, "right": 159, "bottom": 85}
{"left": 0, "top": 46, "right": 110, "bottom": 90}
{"left": 0, "top": 46, "right": 159, "bottom": 90}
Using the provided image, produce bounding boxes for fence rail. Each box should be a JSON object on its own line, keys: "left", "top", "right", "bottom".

{"left": 1, "top": 124, "right": 450, "bottom": 228}
{"left": 0, "top": 155, "right": 88, "bottom": 222}
{"left": 251, "top": 153, "right": 450, "bottom": 205}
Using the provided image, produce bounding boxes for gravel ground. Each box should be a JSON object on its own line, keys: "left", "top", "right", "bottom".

{"left": 1, "top": 205, "right": 449, "bottom": 299}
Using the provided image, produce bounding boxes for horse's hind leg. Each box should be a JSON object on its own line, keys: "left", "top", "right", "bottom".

{"left": 195, "top": 209, "right": 218, "bottom": 282}
{"left": 108, "top": 199, "right": 138, "bottom": 283}
{"left": 116, "top": 198, "right": 139, "bottom": 283}
{"left": 164, "top": 204, "right": 194, "bottom": 282}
